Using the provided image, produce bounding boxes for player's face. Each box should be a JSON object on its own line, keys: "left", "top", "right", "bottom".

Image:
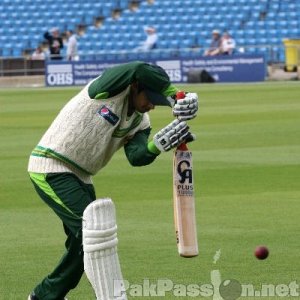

{"left": 133, "top": 91, "right": 155, "bottom": 113}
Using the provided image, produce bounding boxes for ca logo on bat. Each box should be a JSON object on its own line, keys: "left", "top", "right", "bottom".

{"left": 177, "top": 160, "right": 193, "bottom": 184}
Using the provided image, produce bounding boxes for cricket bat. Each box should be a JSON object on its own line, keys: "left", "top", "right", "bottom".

{"left": 173, "top": 91, "right": 198, "bottom": 257}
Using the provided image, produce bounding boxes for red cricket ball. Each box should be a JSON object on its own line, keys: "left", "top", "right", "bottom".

{"left": 254, "top": 246, "right": 269, "bottom": 260}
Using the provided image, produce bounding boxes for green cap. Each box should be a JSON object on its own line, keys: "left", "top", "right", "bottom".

{"left": 136, "top": 63, "right": 172, "bottom": 107}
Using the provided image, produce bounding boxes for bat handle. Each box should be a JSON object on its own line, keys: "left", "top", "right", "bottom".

{"left": 176, "top": 91, "right": 185, "bottom": 101}
{"left": 177, "top": 143, "right": 188, "bottom": 151}
{"left": 176, "top": 91, "right": 189, "bottom": 150}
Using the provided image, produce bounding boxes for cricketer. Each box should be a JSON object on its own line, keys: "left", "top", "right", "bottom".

{"left": 27, "top": 61, "right": 198, "bottom": 300}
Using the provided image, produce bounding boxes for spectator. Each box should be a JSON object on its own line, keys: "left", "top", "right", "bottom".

{"left": 66, "top": 30, "right": 79, "bottom": 61}
{"left": 204, "top": 29, "right": 221, "bottom": 56}
{"left": 31, "top": 46, "right": 45, "bottom": 60}
{"left": 44, "top": 28, "right": 63, "bottom": 60}
{"left": 136, "top": 26, "right": 158, "bottom": 51}
{"left": 220, "top": 32, "right": 236, "bottom": 55}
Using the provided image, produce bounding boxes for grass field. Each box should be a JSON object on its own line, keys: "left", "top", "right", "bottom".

{"left": 1, "top": 82, "right": 300, "bottom": 300}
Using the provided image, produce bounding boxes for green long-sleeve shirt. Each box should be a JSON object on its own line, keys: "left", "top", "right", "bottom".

{"left": 88, "top": 61, "right": 178, "bottom": 167}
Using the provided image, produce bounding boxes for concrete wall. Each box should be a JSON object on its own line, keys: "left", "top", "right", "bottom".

{"left": 0, "top": 75, "right": 45, "bottom": 88}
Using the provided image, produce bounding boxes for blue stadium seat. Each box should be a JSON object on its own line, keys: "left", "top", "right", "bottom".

{"left": 257, "top": 37, "right": 268, "bottom": 45}
{"left": 245, "top": 47, "right": 256, "bottom": 54}
{"left": 267, "top": 29, "right": 278, "bottom": 38}
{"left": 247, "top": 38, "right": 257, "bottom": 46}
{"left": 268, "top": 2, "right": 280, "bottom": 12}
{"left": 157, "top": 40, "right": 169, "bottom": 49}
{"left": 149, "top": 51, "right": 162, "bottom": 60}
{"left": 265, "top": 20, "right": 277, "bottom": 29}
{"left": 229, "top": 20, "right": 241, "bottom": 29}
{"left": 237, "top": 38, "right": 246, "bottom": 45}
{"left": 119, "top": 0, "right": 129, "bottom": 10}
{"left": 289, "top": 20, "right": 299, "bottom": 30}
{"left": 257, "top": 47, "right": 268, "bottom": 58}
{"left": 1, "top": 45, "right": 13, "bottom": 57}
{"left": 13, "top": 44, "right": 24, "bottom": 57}
{"left": 246, "top": 29, "right": 256, "bottom": 38}
{"left": 278, "top": 48, "right": 285, "bottom": 62}
{"left": 0, "top": 0, "right": 296, "bottom": 61}
{"left": 289, "top": 11, "right": 298, "bottom": 19}
{"left": 278, "top": 28, "right": 290, "bottom": 38}
{"left": 268, "top": 37, "right": 280, "bottom": 45}
{"left": 268, "top": 46, "right": 280, "bottom": 62}
{"left": 257, "top": 29, "right": 267, "bottom": 37}
{"left": 234, "top": 30, "right": 245, "bottom": 39}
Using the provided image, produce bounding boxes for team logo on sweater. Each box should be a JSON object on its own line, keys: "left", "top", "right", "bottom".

{"left": 98, "top": 105, "right": 119, "bottom": 126}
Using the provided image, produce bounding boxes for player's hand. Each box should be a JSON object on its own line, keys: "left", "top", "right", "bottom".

{"left": 185, "top": 132, "right": 196, "bottom": 144}
{"left": 173, "top": 92, "right": 198, "bottom": 121}
{"left": 153, "top": 119, "right": 192, "bottom": 152}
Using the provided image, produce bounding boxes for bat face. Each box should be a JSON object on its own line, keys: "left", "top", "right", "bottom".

{"left": 173, "top": 145, "right": 198, "bottom": 257}
{"left": 176, "top": 152, "right": 193, "bottom": 195}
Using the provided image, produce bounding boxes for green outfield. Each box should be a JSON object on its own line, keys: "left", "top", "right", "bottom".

{"left": 1, "top": 82, "right": 300, "bottom": 299}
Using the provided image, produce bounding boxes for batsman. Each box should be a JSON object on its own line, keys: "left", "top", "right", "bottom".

{"left": 27, "top": 61, "right": 198, "bottom": 300}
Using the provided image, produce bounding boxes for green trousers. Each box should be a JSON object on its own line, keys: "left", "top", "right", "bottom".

{"left": 29, "top": 172, "right": 96, "bottom": 300}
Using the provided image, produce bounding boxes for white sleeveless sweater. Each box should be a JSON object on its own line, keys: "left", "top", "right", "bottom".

{"left": 28, "top": 82, "right": 150, "bottom": 183}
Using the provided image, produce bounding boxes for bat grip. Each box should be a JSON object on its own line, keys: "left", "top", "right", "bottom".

{"left": 176, "top": 91, "right": 185, "bottom": 101}
{"left": 177, "top": 143, "right": 188, "bottom": 151}
{"left": 176, "top": 91, "right": 188, "bottom": 150}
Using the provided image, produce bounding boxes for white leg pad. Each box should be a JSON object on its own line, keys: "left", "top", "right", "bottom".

{"left": 83, "top": 198, "right": 127, "bottom": 300}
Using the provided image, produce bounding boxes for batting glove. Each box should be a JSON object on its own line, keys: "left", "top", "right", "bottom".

{"left": 173, "top": 92, "right": 198, "bottom": 121}
{"left": 152, "top": 119, "right": 192, "bottom": 152}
